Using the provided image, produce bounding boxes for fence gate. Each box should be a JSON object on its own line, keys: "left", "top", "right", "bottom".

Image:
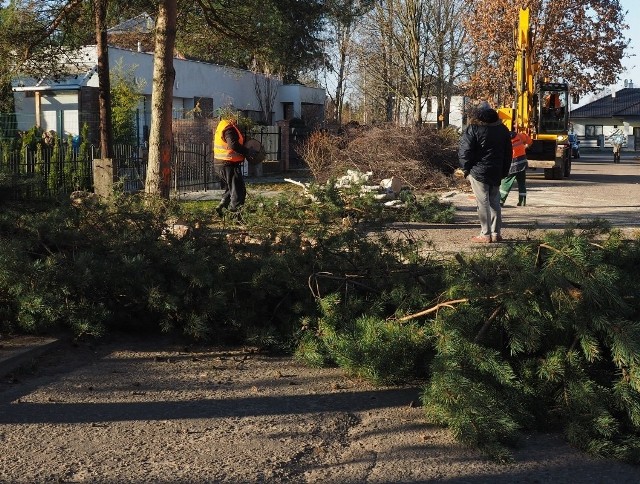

{"left": 172, "top": 142, "right": 219, "bottom": 193}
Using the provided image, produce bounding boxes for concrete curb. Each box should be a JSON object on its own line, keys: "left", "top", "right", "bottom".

{"left": 0, "top": 336, "right": 61, "bottom": 378}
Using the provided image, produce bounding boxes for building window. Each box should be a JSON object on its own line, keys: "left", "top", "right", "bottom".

{"left": 282, "top": 102, "right": 294, "bottom": 121}
{"left": 426, "top": 98, "right": 433, "bottom": 113}
{"left": 196, "top": 97, "right": 213, "bottom": 117}
{"left": 585, "top": 125, "right": 603, "bottom": 139}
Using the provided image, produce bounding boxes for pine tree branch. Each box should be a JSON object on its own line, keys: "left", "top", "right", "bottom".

{"left": 307, "top": 271, "right": 379, "bottom": 300}
{"left": 474, "top": 304, "right": 503, "bottom": 344}
{"left": 22, "top": 0, "right": 85, "bottom": 60}
{"left": 397, "top": 298, "right": 469, "bottom": 321}
{"left": 568, "top": 335, "right": 580, "bottom": 353}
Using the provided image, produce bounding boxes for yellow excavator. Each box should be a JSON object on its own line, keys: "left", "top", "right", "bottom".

{"left": 498, "top": 8, "right": 572, "bottom": 179}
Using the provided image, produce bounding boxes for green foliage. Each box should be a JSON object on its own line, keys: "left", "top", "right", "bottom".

{"left": 328, "top": 314, "right": 431, "bottom": 385}
{"left": 417, "top": 231, "right": 640, "bottom": 463}
{"left": 111, "top": 60, "right": 145, "bottom": 144}
{"left": 296, "top": 287, "right": 434, "bottom": 385}
{"left": 177, "top": 0, "right": 326, "bottom": 80}
{"left": 63, "top": 134, "right": 74, "bottom": 191}
{"left": 47, "top": 134, "right": 61, "bottom": 193}
{"left": 2, "top": 179, "right": 640, "bottom": 465}
{"left": 402, "top": 193, "right": 456, "bottom": 223}
{"left": 281, "top": 178, "right": 455, "bottom": 226}
{"left": 215, "top": 105, "right": 255, "bottom": 132}
{"left": 74, "top": 123, "right": 91, "bottom": 190}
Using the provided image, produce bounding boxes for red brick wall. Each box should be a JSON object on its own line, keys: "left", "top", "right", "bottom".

{"left": 173, "top": 118, "right": 217, "bottom": 144}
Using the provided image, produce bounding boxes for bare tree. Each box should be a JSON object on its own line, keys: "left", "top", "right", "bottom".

{"left": 323, "top": 0, "right": 375, "bottom": 125}
{"left": 394, "top": 0, "right": 433, "bottom": 125}
{"left": 463, "top": 0, "right": 628, "bottom": 102}
{"left": 425, "top": 0, "right": 471, "bottom": 128}
{"left": 252, "top": 66, "right": 279, "bottom": 124}
{"left": 351, "top": 0, "right": 439, "bottom": 126}
{"left": 355, "top": 1, "right": 401, "bottom": 124}
{"left": 144, "top": 0, "right": 177, "bottom": 198}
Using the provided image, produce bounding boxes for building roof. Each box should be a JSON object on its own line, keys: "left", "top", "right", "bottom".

{"left": 571, "top": 88, "right": 640, "bottom": 118}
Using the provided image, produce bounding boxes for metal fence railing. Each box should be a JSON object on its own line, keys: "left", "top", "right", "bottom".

{"left": 0, "top": 143, "right": 94, "bottom": 200}
{"left": 0, "top": 124, "right": 305, "bottom": 201}
{"left": 0, "top": 142, "right": 223, "bottom": 201}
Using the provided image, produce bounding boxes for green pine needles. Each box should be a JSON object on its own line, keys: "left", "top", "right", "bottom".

{"left": 417, "top": 232, "right": 640, "bottom": 463}
{"left": 1, "top": 184, "right": 639, "bottom": 464}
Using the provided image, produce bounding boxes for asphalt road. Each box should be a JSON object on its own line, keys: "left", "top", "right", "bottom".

{"left": 383, "top": 150, "right": 640, "bottom": 254}
{"left": 495, "top": 150, "right": 640, "bottom": 229}
{"left": 448, "top": 151, "right": 640, "bottom": 231}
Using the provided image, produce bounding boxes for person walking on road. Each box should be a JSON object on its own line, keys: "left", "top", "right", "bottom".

{"left": 500, "top": 129, "right": 532, "bottom": 207}
{"left": 459, "top": 103, "right": 513, "bottom": 243}
{"left": 609, "top": 130, "right": 625, "bottom": 163}
{"left": 214, "top": 114, "right": 255, "bottom": 216}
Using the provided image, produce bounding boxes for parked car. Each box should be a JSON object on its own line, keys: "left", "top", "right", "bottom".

{"left": 568, "top": 133, "right": 580, "bottom": 158}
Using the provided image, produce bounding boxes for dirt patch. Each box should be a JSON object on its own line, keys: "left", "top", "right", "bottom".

{"left": 1, "top": 336, "right": 638, "bottom": 483}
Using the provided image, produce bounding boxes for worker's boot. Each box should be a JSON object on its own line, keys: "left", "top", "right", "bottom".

{"left": 215, "top": 203, "right": 225, "bottom": 217}
{"left": 517, "top": 195, "right": 526, "bottom": 206}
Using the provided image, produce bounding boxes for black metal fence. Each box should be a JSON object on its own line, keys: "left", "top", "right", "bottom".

{"left": 0, "top": 143, "right": 220, "bottom": 201}
{"left": 0, "top": 143, "right": 94, "bottom": 200}
{"left": 0, "top": 124, "right": 305, "bottom": 201}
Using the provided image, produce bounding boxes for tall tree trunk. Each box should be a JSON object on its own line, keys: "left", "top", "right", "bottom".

{"left": 145, "top": 0, "right": 177, "bottom": 198}
{"left": 95, "top": 0, "right": 113, "bottom": 158}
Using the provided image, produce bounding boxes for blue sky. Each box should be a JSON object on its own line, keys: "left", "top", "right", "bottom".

{"left": 618, "top": 0, "right": 639, "bottom": 88}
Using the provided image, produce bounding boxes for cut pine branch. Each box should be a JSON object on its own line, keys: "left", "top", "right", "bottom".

{"left": 398, "top": 298, "right": 469, "bottom": 322}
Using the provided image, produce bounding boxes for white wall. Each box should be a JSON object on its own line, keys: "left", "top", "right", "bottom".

{"left": 570, "top": 118, "right": 636, "bottom": 149}
{"left": 13, "top": 45, "right": 326, "bottom": 136}
{"left": 13, "top": 91, "right": 81, "bottom": 137}
{"left": 398, "top": 95, "right": 466, "bottom": 129}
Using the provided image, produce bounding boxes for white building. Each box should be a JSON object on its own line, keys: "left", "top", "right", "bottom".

{"left": 11, "top": 45, "right": 326, "bottom": 141}
{"left": 569, "top": 86, "right": 640, "bottom": 151}
{"left": 397, "top": 95, "right": 468, "bottom": 130}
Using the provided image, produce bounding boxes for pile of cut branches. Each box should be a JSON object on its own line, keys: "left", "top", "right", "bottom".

{"left": 300, "top": 123, "right": 459, "bottom": 190}
{"left": 298, "top": 229, "right": 640, "bottom": 464}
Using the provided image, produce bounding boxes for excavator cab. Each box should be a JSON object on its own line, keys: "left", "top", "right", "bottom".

{"left": 538, "top": 84, "right": 569, "bottom": 133}
{"left": 525, "top": 82, "right": 571, "bottom": 179}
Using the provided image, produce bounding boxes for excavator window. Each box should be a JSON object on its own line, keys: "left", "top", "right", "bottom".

{"left": 539, "top": 89, "right": 568, "bottom": 132}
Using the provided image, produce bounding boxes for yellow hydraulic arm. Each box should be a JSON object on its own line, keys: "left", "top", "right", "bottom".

{"left": 498, "top": 8, "right": 535, "bottom": 136}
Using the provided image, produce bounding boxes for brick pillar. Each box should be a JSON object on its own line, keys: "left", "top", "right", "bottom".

{"left": 277, "top": 120, "right": 290, "bottom": 172}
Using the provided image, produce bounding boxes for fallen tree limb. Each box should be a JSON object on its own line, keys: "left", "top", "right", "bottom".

{"left": 398, "top": 294, "right": 506, "bottom": 323}
{"left": 308, "top": 271, "right": 379, "bottom": 300}
{"left": 474, "top": 304, "right": 503, "bottom": 343}
{"left": 398, "top": 298, "right": 469, "bottom": 322}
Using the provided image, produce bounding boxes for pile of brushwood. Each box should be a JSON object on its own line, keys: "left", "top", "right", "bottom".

{"left": 1, "top": 179, "right": 638, "bottom": 465}
{"left": 300, "top": 122, "right": 460, "bottom": 191}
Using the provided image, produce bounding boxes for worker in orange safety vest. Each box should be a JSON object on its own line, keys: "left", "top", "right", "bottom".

{"left": 500, "top": 130, "right": 532, "bottom": 207}
{"left": 214, "top": 115, "right": 256, "bottom": 217}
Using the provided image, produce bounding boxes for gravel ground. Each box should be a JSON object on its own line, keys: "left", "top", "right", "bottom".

{"left": 1, "top": 337, "right": 638, "bottom": 483}
{"left": 1, "top": 153, "right": 639, "bottom": 483}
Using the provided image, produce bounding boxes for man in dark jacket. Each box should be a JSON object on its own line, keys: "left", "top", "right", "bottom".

{"left": 459, "top": 104, "right": 512, "bottom": 243}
